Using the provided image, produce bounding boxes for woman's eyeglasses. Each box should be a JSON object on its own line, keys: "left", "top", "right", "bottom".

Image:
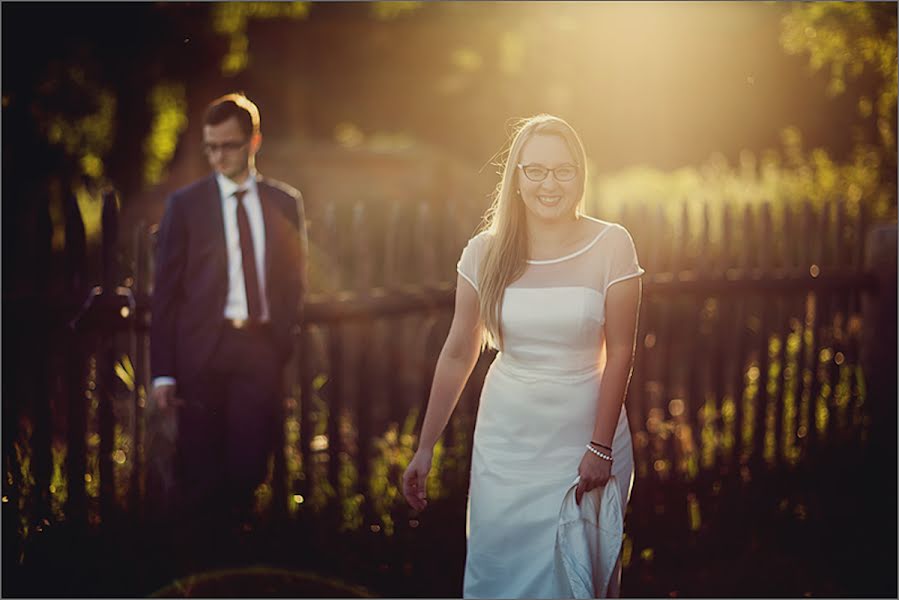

{"left": 517, "top": 163, "right": 579, "bottom": 182}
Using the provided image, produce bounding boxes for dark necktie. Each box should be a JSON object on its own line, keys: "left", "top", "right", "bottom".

{"left": 234, "top": 189, "right": 262, "bottom": 321}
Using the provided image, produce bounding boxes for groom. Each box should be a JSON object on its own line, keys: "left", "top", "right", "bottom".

{"left": 150, "top": 93, "right": 307, "bottom": 528}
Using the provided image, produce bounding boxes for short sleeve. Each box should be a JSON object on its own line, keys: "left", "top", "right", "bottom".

{"left": 604, "top": 225, "right": 644, "bottom": 294}
{"left": 456, "top": 232, "right": 489, "bottom": 292}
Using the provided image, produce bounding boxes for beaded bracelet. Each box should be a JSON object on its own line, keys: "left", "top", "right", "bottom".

{"left": 589, "top": 440, "right": 613, "bottom": 452}
{"left": 585, "top": 444, "right": 613, "bottom": 462}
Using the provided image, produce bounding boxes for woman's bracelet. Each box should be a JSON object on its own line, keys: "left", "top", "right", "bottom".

{"left": 589, "top": 440, "right": 613, "bottom": 452}
{"left": 585, "top": 444, "right": 613, "bottom": 462}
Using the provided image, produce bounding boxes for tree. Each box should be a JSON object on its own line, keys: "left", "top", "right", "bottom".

{"left": 780, "top": 2, "right": 897, "bottom": 217}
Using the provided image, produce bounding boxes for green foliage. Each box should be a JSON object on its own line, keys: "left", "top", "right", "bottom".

{"left": 592, "top": 129, "right": 894, "bottom": 222}
{"left": 32, "top": 67, "right": 116, "bottom": 180}
{"left": 74, "top": 185, "right": 104, "bottom": 243}
{"left": 778, "top": 3, "right": 896, "bottom": 216}
{"left": 368, "top": 413, "right": 418, "bottom": 536}
{"left": 781, "top": 3, "right": 897, "bottom": 153}
{"left": 113, "top": 424, "right": 135, "bottom": 508}
{"left": 143, "top": 83, "right": 189, "bottom": 186}
{"left": 114, "top": 354, "right": 136, "bottom": 391}
{"left": 338, "top": 458, "right": 363, "bottom": 532}
{"left": 781, "top": 3, "right": 897, "bottom": 110}
{"left": 49, "top": 444, "right": 67, "bottom": 522}
{"left": 4, "top": 3, "right": 221, "bottom": 209}
{"left": 592, "top": 4, "right": 897, "bottom": 223}
{"left": 211, "top": 2, "right": 311, "bottom": 76}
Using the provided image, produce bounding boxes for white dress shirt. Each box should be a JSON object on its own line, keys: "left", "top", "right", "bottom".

{"left": 152, "top": 172, "right": 269, "bottom": 390}
{"left": 216, "top": 172, "right": 270, "bottom": 323}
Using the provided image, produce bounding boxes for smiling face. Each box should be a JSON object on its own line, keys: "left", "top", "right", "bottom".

{"left": 516, "top": 133, "right": 583, "bottom": 224}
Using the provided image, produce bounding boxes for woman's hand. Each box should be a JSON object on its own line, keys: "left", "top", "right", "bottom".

{"left": 575, "top": 451, "right": 612, "bottom": 506}
{"left": 402, "top": 448, "right": 434, "bottom": 511}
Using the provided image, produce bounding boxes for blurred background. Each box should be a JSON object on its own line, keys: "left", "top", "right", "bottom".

{"left": 2, "top": 2, "right": 897, "bottom": 597}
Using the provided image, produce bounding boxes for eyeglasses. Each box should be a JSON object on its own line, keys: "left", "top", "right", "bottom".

{"left": 517, "top": 163, "right": 579, "bottom": 182}
{"left": 203, "top": 140, "right": 249, "bottom": 155}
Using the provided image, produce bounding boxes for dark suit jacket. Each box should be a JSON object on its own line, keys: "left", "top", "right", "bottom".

{"left": 150, "top": 174, "right": 307, "bottom": 383}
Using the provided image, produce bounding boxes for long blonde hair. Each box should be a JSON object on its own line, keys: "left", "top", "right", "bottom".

{"left": 477, "top": 114, "right": 588, "bottom": 351}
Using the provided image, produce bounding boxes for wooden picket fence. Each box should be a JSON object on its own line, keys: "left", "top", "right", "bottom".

{"left": 2, "top": 188, "right": 893, "bottom": 553}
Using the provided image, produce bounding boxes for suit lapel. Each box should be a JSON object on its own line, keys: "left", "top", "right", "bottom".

{"left": 206, "top": 175, "right": 229, "bottom": 280}
{"left": 256, "top": 177, "right": 275, "bottom": 296}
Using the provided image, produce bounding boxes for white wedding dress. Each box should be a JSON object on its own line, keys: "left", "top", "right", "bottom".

{"left": 456, "top": 217, "right": 643, "bottom": 599}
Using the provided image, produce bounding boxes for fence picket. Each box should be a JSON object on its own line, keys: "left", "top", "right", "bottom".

{"left": 327, "top": 324, "right": 344, "bottom": 505}
{"left": 752, "top": 203, "right": 774, "bottom": 467}
{"left": 98, "top": 189, "right": 120, "bottom": 519}
{"left": 31, "top": 194, "right": 54, "bottom": 526}
{"left": 130, "top": 221, "right": 146, "bottom": 516}
{"left": 65, "top": 193, "right": 89, "bottom": 524}
{"left": 298, "top": 327, "right": 314, "bottom": 508}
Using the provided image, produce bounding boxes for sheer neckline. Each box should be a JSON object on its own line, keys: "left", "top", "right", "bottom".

{"left": 526, "top": 220, "right": 612, "bottom": 265}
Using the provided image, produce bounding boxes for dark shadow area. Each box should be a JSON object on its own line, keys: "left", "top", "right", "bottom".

{"left": 4, "top": 442, "right": 895, "bottom": 598}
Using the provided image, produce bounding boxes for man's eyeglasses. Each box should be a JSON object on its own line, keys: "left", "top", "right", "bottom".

{"left": 517, "top": 163, "right": 579, "bottom": 182}
{"left": 203, "top": 140, "right": 249, "bottom": 155}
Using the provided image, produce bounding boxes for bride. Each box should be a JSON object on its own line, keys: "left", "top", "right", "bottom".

{"left": 402, "top": 114, "right": 643, "bottom": 598}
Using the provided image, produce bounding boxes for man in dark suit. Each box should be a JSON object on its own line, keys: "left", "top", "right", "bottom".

{"left": 150, "top": 93, "right": 307, "bottom": 529}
